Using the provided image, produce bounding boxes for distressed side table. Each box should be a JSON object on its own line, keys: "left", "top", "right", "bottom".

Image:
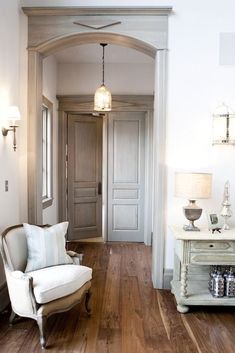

{"left": 170, "top": 226, "right": 235, "bottom": 313}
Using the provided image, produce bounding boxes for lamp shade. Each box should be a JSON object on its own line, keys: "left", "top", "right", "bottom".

{"left": 6, "top": 106, "right": 21, "bottom": 124}
{"left": 175, "top": 172, "right": 212, "bottom": 199}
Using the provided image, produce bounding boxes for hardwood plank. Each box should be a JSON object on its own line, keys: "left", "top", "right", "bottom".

{"left": 17, "top": 320, "right": 46, "bottom": 353}
{"left": 181, "top": 307, "right": 235, "bottom": 353}
{"left": 0, "top": 311, "right": 11, "bottom": 340}
{"left": 121, "top": 276, "right": 146, "bottom": 353}
{"left": 134, "top": 245, "right": 174, "bottom": 353}
{"left": 121, "top": 243, "right": 138, "bottom": 277}
{"left": 96, "top": 328, "right": 121, "bottom": 353}
{"left": 157, "top": 290, "right": 199, "bottom": 353}
{"left": 157, "top": 290, "right": 198, "bottom": 353}
{"left": 94, "top": 246, "right": 122, "bottom": 352}
{"left": 100, "top": 251, "right": 121, "bottom": 329}
{"left": 81, "top": 270, "right": 107, "bottom": 353}
{"left": 0, "top": 318, "right": 36, "bottom": 353}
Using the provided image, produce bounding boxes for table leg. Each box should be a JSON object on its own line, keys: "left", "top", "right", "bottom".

{"left": 180, "top": 264, "right": 188, "bottom": 298}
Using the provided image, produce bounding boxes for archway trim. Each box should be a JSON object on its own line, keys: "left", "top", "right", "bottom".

{"left": 29, "top": 32, "right": 157, "bottom": 58}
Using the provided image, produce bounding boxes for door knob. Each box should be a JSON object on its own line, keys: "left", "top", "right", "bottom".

{"left": 98, "top": 182, "right": 102, "bottom": 195}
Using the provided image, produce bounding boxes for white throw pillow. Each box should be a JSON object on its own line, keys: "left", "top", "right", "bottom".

{"left": 23, "top": 222, "right": 73, "bottom": 272}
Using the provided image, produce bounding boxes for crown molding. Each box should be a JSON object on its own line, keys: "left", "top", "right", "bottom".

{"left": 56, "top": 95, "right": 154, "bottom": 112}
{"left": 22, "top": 6, "right": 173, "bottom": 17}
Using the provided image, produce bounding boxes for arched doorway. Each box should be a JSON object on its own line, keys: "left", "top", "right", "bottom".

{"left": 28, "top": 32, "right": 157, "bottom": 221}
{"left": 25, "top": 7, "right": 171, "bottom": 288}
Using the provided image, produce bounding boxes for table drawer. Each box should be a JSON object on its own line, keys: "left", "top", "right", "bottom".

{"left": 190, "top": 240, "right": 234, "bottom": 252}
{"left": 190, "top": 253, "right": 235, "bottom": 265}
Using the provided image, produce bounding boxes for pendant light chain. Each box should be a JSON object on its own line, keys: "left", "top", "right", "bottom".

{"left": 101, "top": 43, "right": 107, "bottom": 86}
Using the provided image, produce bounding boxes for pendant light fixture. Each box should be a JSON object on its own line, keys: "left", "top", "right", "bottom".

{"left": 94, "top": 43, "right": 112, "bottom": 111}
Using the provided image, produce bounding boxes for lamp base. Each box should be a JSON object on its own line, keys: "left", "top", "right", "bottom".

{"left": 183, "top": 222, "right": 200, "bottom": 231}
{"left": 183, "top": 200, "right": 202, "bottom": 232}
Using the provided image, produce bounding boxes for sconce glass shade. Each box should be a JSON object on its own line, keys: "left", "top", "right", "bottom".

{"left": 94, "top": 84, "right": 112, "bottom": 111}
{"left": 212, "top": 103, "right": 235, "bottom": 145}
{"left": 2, "top": 105, "right": 21, "bottom": 151}
{"left": 6, "top": 106, "right": 21, "bottom": 126}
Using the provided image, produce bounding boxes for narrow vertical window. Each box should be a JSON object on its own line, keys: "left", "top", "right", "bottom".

{"left": 42, "top": 96, "right": 53, "bottom": 208}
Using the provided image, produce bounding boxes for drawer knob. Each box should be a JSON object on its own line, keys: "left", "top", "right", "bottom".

{"left": 209, "top": 244, "right": 214, "bottom": 248}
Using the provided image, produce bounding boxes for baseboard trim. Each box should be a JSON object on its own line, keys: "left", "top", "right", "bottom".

{"left": 0, "top": 283, "right": 9, "bottom": 311}
{"left": 163, "top": 269, "right": 173, "bottom": 289}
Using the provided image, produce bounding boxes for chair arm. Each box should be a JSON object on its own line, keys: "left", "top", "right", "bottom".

{"left": 66, "top": 250, "right": 84, "bottom": 265}
{"left": 5, "top": 270, "right": 37, "bottom": 317}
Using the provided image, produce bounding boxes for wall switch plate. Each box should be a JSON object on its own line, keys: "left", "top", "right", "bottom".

{"left": 5, "top": 180, "right": 8, "bottom": 192}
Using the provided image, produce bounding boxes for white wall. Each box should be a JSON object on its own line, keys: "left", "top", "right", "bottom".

{"left": 42, "top": 56, "right": 59, "bottom": 225}
{"left": 15, "top": 0, "right": 235, "bottom": 273}
{"left": 165, "top": 0, "right": 235, "bottom": 268}
{"left": 0, "top": 1, "right": 28, "bottom": 290}
{"left": 57, "top": 63, "right": 155, "bottom": 95}
{"left": 19, "top": 7, "right": 28, "bottom": 223}
{"left": 0, "top": 0, "right": 21, "bottom": 232}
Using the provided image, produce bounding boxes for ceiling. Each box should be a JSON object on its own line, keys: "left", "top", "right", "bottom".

{"left": 54, "top": 44, "right": 154, "bottom": 64}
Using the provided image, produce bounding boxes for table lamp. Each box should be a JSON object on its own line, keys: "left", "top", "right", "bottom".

{"left": 175, "top": 172, "right": 212, "bottom": 231}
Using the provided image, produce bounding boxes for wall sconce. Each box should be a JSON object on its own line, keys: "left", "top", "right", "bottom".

{"left": 2, "top": 106, "right": 21, "bottom": 151}
{"left": 212, "top": 103, "right": 235, "bottom": 145}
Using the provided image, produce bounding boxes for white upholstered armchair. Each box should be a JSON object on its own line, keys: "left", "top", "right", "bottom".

{"left": 0, "top": 224, "right": 92, "bottom": 349}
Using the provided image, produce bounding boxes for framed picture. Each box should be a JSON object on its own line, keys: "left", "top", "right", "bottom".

{"left": 207, "top": 212, "right": 223, "bottom": 231}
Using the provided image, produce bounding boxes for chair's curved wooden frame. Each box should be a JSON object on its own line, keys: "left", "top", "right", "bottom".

{"left": 0, "top": 224, "right": 92, "bottom": 349}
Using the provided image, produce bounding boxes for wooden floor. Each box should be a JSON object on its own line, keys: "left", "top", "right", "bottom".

{"left": 1, "top": 243, "right": 235, "bottom": 352}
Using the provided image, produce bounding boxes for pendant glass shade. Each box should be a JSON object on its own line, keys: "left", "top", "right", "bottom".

{"left": 94, "top": 84, "right": 112, "bottom": 111}
{"left": 94, "top": 43, "right": 112, "bottom": 111}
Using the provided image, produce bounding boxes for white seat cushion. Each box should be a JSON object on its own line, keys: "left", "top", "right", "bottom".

{"left": 28, "top": 264, "right": 92, "bottom": 304}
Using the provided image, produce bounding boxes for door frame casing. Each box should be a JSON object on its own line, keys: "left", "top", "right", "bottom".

{"left": 57, "top": 95, "right": 154, "bottom": 245}
{"left": 24, "top": 7, "right": 172, "bottom": 287}
{"left": 27, "top": 47, "right": 168, "bottom": 288}
{"left": 27, "top": 49, "right": 168, "bottom": 288}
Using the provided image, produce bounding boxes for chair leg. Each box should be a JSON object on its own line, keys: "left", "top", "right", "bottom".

{"left": 37, "top": 316, "right": 47, "bottom": 349}
{"left": 9, "top": 309, "right": 17, "bottom": 325}
{"left": 85, "top": 289, "right": 92, "bottom": 316}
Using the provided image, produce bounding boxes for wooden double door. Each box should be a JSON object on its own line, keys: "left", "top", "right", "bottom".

{"left": 67, "top": 112, "right": 145, "bottom": 242}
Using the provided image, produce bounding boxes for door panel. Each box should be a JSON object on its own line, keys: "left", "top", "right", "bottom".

{"left": 74, "top": 121, "right": 96, "bottom": 181}
{"left": 68, "top": 114, "right": 102, "bottom": 240}
{"left": 113, "top": 120, "right": 139, "bottom": 183}
{"left": 113, "top": 204, "right": 138, "bottom": 230}
{"left": 108, "top": 112, "right": 145, "bottom": 242}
